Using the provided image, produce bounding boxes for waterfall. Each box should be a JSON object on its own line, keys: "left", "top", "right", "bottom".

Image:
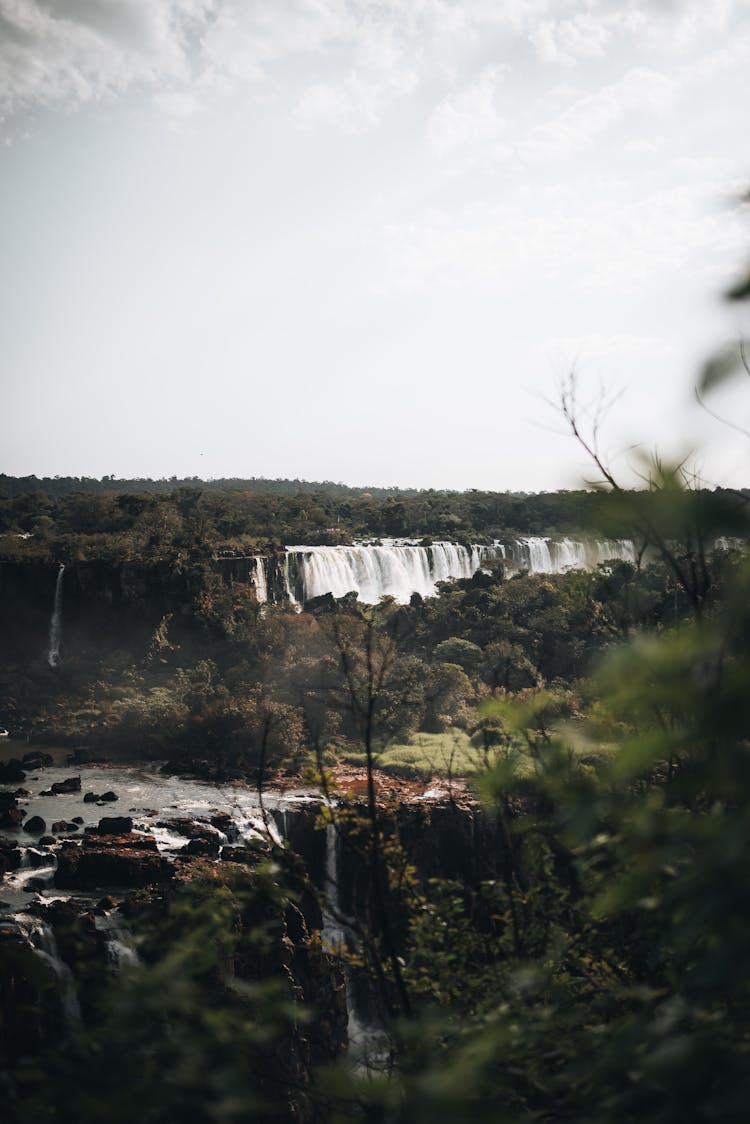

{"left": 47, "top": 563, "right": 65, "bottom": 667}
{"left": 506, "top": 537, "right": 635, "bottom": 574}
{"left": 283, "top": 541, "right": 506, "bottom": 607}
{"left": 271, "top": 537, "right": 633, "bottom": 606}
{"left": 321, "top": 820, "right": 372, "bottom": 1051}
{"left": 251, "top": 556, "right": 268, "bottom": 604}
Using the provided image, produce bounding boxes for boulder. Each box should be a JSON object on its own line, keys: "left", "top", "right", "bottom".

{"left": 39, "top": 835, "right": 56, "bottom": 845}
{"left": 72, "top": 816, "right": 84, "bottom": 824}
{"left": 90, "top": 816, "right": 133, "bottom": 835}
{"left": 83, "top": 792, "right": 100, "bottom": 803}
{"left": 99, "top": 791, "right": 118, "bottom": 802}
{"left": 51, "top": 776, "right": 81, "bottom": 795}
{"left": 23, "top": 816, "right": 46, "bottom": 835}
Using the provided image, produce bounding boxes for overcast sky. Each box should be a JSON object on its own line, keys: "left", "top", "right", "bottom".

{"left": 2, "top": 0, "right": 749, "bottom": 491}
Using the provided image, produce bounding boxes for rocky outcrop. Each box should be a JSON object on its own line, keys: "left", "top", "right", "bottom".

{"left": 55, "top": 835, "right": 173, "bottom": 890}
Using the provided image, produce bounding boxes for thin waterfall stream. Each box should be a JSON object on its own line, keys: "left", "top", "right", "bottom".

{"left": 47, "top": 563, "right": 65, "bottom": 667}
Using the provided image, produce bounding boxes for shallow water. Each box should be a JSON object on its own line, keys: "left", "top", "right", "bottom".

{"left": 1, "top": 744, "right": 320, "bottom": 914}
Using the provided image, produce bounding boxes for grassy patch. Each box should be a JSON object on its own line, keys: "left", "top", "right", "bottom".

{"left": 338, "top": 730, "right": 482, "bottom": 779}
{"left": 338, "top": 725, "right": 619, "bottom": 780}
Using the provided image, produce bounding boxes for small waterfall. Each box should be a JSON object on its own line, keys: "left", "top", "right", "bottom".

{"left": 321, "top": 822, "right": 346, "bottom": 952}
{"left": 251, "top": 556, "right": 268, "bottom": 604}
{"left": 23, "top": 915, "right": 82, "bottom": 1026}
{"left": 47, "top": 563, "right": 65, "bottom": 667}
{"left": 97, "top": 915, "right": 140, "bottom": 971}
{"left": 321, "top": 819, "right": 379, "bottom": 1057}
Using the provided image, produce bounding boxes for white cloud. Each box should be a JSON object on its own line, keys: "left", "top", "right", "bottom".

{"left": 370, "top": 175, "right": 743, "bottom": 296}
{"left": 200, "top": 0, "right": 351, "bottom": 82}
{"left": 0, "top": 0, "right": 207, "bottom": 117}
{"left": 153, "top": 90, "right": 204, "bottom": 119}
{"left": 524, "top": 66, "right": 675, "bottom": 160}
{"left": 295, "top": 65, "right": 416, "bottom": 131}
{"left": 530, "top": 14, "right": 611, "bottom": 65}
{"left": 294, "top": 18, "right": 417, "bottom": 131}
{"left": 427, "top": 66, "right": 509, "bottom": 159}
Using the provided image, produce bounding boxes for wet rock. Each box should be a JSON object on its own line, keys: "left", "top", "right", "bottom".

{"left": 51, "top": 820, "right": 79, "bottom": 834}
{"left": 0, "top": 802, "right": 24, "bottom": 829}
{"left": 157, "top": 817, "right": 221, "bottom": 842}
{"left": 39, "top": 835, "right": 56, "bottom": 845}
{"left": 97, "top": 895, "right": 117, "bottom": 912}
{"left": 31, "top": 897, "right": 84, "bottom": 926}
{"left": 13, "top": 787, "right": 31, "bottom": 798}
{"left": 26, "top": 848, "right": 53, "bottom": 869}
{"left": 56, "top": 838, "right": 173, "bottom": 890}
{"left": 39, "top": 789, "right": 54, "bottom": 797}
{"left": 0, "top": 836, "right": 23, "bottom": 873}
{"left": 21, "top": 751, "right": 53, "bottom": 769}
{"left": 99, "top": 791, "right": 119, "bottom": 802}
{"left": 67, "top": 749, "right": 108, "bottom": 765}
{"left": 51, "top": 776, "right": 81, "bottom": 795}
{"left": 90, "top": 816, "right": 133, "bottom": 835}
{"left": 83, "top": 831, "right": 159, "bottom": 852}
{"left": 72, "top": 816, "right": 84, "bottom": 824}
{"left": 183, "top": 836, "right": 221, "bottom": 858}
{"left": 83, "top": 792, "right": 100, "bottom": 803}
{"left": 210, "top": 811, "right": 238, "bottom": 838}
{"left": 0, "top": 759, "right": 26, "bottom": 782}
{"left": 23, "top": 816, "right": 46, "bottom": 834}
{"left": 220, "top": 840, "right": 271, "bottom": 865}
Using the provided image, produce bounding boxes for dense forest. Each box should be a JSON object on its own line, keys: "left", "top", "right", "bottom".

{"left": 0, "top": 472, "right": 746, "bottom": 561}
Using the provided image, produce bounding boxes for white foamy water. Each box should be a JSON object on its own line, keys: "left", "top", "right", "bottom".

{"left": 277, "top": 537, "right": 634, "bottom": 606}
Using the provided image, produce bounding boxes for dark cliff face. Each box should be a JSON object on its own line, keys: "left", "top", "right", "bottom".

{"left": 0, "top": 560, "right": 194, "bottom": 664}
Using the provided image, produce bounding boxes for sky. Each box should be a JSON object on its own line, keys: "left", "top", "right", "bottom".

{"left": 1, "top": 0, "right": 750, "bottom": 492}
